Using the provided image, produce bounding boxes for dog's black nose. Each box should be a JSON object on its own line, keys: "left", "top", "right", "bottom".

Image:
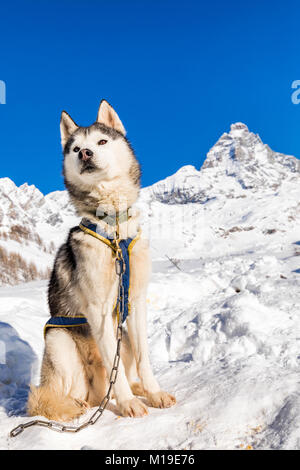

{"left": 79, "top": 148, "right": 93, "bottom": 161}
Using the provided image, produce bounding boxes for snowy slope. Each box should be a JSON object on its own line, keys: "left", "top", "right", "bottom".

{"left": 1, "top": 251, "right": 299, "bottom": 450}
{"left": 138, "top": 123, "right": 300, "bottom": 262}
{"left": 0, "top": 178, "right": 79, "bottom": 285}
{"left": 0, "top": 123, "right": 300, "bottom": 449}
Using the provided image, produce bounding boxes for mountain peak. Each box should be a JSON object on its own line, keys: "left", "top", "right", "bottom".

{"left": 142, "top": 123, "right": 300, "bottom": 205}
{"left": 0, "top": 177, "right": 17, "bottom": 193}
{"left": 230, "top": 122, "right": 249, "bottom": 134}
{"left": 201, "top": 122, "right": 300, "bottom": 191}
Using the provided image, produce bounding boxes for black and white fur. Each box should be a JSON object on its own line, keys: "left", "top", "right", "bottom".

{"left": 27, "top": 100, "right": 176, "bottom": 421}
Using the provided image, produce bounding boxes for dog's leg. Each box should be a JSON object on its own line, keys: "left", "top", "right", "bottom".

{"left": 127, "top": 293, "right": 176, "bottom": 409}
{"left": 79, "top": 338, "right": 108, "bottom": 408}
{"left": 127, "top": 239, "right": 176, "bottom": 409}
{"left": 119, "top": 328, "right": 144, "bottom": 397}
{"left": 27, "top": 329, "right": 89, "bottom": 421}
{"left": 83, "top": 330, "right": 142, "bottom": 404}
{"left": 86, "top": 304, "right": 148, "bottom": 418}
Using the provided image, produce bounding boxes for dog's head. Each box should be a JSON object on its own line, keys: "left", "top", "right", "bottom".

{"left": 60, "top": 100, "right": 140, "bottom": 191}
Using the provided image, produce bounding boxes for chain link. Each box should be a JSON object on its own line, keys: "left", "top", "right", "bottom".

{"left": 10, "top": 241, "right": 125, "bottom": 438}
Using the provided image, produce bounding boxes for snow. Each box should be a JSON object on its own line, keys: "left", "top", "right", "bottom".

{"left": 0, "top": 177, "right": 79, "bottom": 284}
{"left": 1, "top": 246, "right": 299, "bottom": 450}
{"left": 0, "top": 122, "right": 300, "bottom": 449}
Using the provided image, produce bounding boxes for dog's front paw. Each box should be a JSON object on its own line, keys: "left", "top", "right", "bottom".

{"left": 118, "top": 397, "right": 148, "bottom": 418}
{"left": 74, "top": 398, "right": 90, "bottom": 411}
{"left": 147, "top": 390, "right": 176, "bottom": 409}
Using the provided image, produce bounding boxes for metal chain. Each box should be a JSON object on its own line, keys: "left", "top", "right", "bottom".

{"left": 10, "top": 241, "right": 126, "bottom": 438}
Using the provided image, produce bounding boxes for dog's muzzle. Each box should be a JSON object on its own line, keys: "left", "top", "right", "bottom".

{"left": 79, "top": 148, "right": 97, "bottom": 173}
{"left": 79, "top": 148, "right": 93, "bottom": 161}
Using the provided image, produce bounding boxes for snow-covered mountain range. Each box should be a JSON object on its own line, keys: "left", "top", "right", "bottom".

{"left": 142, "top": 122, "right": 300, "bottom": 204}
{"left": 139, "top": 122, "right": 300, "bottom": 263}
{"left": 1, "top": 123, "right": 300, "bottom": 449}
{"left": 1, "top": 122, "right": 299, "bottom": 285}
{"left": 0, "top": 178, "right": 78, "bottom": 284}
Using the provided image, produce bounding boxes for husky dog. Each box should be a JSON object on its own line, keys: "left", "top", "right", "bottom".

{"left": 28, "top": 100, "right": 176, "bottom": 421}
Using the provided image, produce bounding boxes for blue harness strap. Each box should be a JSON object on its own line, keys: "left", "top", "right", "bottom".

{"left": 114, "top": 237, "right": 133, "bottom": 322}
{"left": 44, "top": 220, "right": 140, "bottom": 337}
{"left": 44, "top": 315, "right": 88, "bottom": 337}
{"left": 79, "top": 219, "right": 140, "bottom": 323}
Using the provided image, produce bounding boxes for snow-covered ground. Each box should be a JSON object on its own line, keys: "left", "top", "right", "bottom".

{"left": 0, "top": 122, "right": 299, "bottom": 449}
{"left": 1, "top": 242, "right": 299, "bottom": 450}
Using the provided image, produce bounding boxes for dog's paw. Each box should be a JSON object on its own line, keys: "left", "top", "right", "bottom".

{"left": 118, "top": 397, "right": 148, "bottom": 418}
{"left": 74, "top": 398, "right": 90, "bottom": 411}
{"left": 61, "top": 398, "right": 90, "bottom": 421}
{"left": 50, "top": 397, "right": 89, "bottom": 422}
{"left": 147, "top": 390, "right": 176, "bottom": 409}
{"left": 27, "top": 385, "right": 90, "bottom": 422}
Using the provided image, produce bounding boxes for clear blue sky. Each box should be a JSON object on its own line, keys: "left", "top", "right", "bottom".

{"left": 1, "top": 0, "right": 300, "bottom": 194}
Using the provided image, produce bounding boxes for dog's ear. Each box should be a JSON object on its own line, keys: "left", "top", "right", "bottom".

{"left": 97, "top": 100, "right": 126, "bottom": 135}
{"left": 60, "top": 111, "right": 79, "bottom": 148}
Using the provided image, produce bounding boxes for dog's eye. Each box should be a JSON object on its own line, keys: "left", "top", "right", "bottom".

{"left": 73, "top": 146, "right": 80, "bottom": 153}
{"left": 98, "top": 139, "right": 107, "bottom": 145}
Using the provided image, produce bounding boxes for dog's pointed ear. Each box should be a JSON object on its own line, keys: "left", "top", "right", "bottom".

{"left": 60, "top": 111, "right": 79, "bottom": 148}
{"left": 97, "top": 100, "right": 126, "bottom": 135}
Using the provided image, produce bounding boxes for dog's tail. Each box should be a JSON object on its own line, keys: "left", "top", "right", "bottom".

{"left": 27, "top": 385, "right": 89, "bottom": 422}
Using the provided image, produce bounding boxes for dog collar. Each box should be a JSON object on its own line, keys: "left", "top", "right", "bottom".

{"left": 96, "top": 208, "right": 131, "bottom": 226}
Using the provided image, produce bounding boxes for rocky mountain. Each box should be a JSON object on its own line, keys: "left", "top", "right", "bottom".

{"left": 1, "top": 122, "right": 300, "bottom": 285}
{"left": 142, "top": 123, "right": 300, "bottom": 205}
{"left": 138, "top": 123, "right": 300, "bottom": 262}
{"left": 0, "top": 178, "right": 78, "bottom": 285}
